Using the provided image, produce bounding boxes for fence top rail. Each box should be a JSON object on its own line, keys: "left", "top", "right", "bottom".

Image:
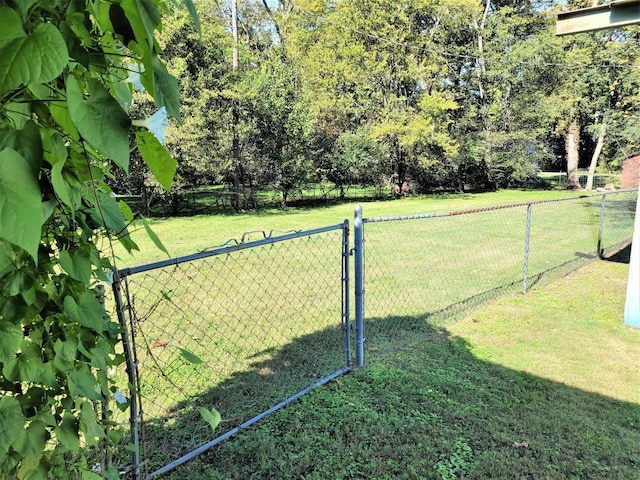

{"left": 362, "top": 188, "right": 638, "bottom": 224}
{"left": 117, "top": 221, "right": 348, "bottom": 278}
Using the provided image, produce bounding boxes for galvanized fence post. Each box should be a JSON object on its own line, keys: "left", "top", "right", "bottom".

{"left": 341, "top": 219, "right": 351, "bottom": 369}
{"left": 597, "top": 192, "right": 607, "bottom": 258}
{"left": 354, "top": 205, "right": 365, "bottom": 368}
{"left": 111, "top": 271, "right": 141, "bottom": 479}
{"left": 523, "top": 203, "right": 532, "bottom": 294}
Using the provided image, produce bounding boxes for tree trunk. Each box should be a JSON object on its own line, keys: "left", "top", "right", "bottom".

{"left": 475, "top": 0, "right": 493, "bottom": 167}
{"left": 231, "top": 106, "right": 241, "bottom": 211}
{"left": 585, "top": 123, "right": 606, "bottom": 191}
{"left": 261, "top": 0, "right": 284, "bottom": 46}
{"left": 565, "top": 115, "right": 581, "bottom": 189}
{"left": 230, "top": 0, "right": 241, "bottom": 211}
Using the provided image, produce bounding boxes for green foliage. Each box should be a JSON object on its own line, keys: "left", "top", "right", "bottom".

{"left": 247, "top": 53, "right": 314, "bottom": 206}
{"left": 287, "top": 0, "right": 464, "bottom": 195}
{"left": 0, "top": 0, "right": 190, "bottom": 478}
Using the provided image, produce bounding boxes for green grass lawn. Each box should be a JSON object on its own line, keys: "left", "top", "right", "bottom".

{"left": 163, "top": 257, "right": 639, "bottom": 480}
{"left": 113, "top": 189, "right": 582, "bottom": 267}
{"left": 449, "top": 254, "right": 639, "bottom": 405}
{"left": 109, "top": 188, "right": 638, "bottom": 478}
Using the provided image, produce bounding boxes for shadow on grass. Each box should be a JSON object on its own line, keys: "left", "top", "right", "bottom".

{"left": 603, "top": 242, "right": 632, "bottom": 264}
{"left": 132, "top": 319, "right": 348, "bottom": 478}
{"left": 132, "top": 306, "right": 640, "bottom": 480}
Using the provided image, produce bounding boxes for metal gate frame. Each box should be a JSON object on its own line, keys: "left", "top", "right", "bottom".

{"left": 112, "top": 222, "right": 352, "bottom": 479}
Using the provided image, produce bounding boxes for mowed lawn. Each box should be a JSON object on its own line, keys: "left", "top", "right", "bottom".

{"left": 113, "top": 189, "right": 581, "bottom": 267}
{"left": 449, "top": 253, "right": 640, "bottom": 405}
{"left": 165, "top": 254, "right": 640, "bottom": 480}
{"left": 110, "top": 189, "right": 639, "bottom": 479}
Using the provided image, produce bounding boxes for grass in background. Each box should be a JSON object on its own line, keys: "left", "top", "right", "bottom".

{"left": 113, "top": 189, "right": 581, "bottom": 267}
{"left": 164, "top": 258, "right": 639, "bottom": 480}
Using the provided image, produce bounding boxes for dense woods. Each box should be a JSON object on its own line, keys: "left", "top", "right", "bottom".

{"left": 113, "top": 0, "right": 640, "bottom": 208}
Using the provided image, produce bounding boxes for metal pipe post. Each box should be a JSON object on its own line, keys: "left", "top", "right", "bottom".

{"left": 597, "top": 192, "right": 607, "bottom": 258}
{"left": 354, "top": 205, "right": 365, "bottom": 368}
{"left": 341, "top": 220, "right": 351, "bottom": 369}
{"left": 111, "top": 272, "right": 141, "bottom": 478}
{"left": 523, "top": 204, "right": 532, "bottom": 294}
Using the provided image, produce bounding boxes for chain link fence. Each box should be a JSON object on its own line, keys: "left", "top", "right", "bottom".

{"left": 113, "top": 223, "right": 350, "bottom": 478}
{"left": 359, "top": 190, "right": 637, "bottom": 350}
{"left": 112, "top": 189, "right": 636, "bottom": 478}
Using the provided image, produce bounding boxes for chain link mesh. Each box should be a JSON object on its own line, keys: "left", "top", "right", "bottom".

{"left": 599, "top": 190, "right": 638, "bottom": 257}
{"left": 362, "top": 190, "right": 637, "bottom": 348}
{"left": 115, "top": 225, "right": 348, "bottom": 476}
{"left": 111, "top": 189, "right": 636, "bottom": 477}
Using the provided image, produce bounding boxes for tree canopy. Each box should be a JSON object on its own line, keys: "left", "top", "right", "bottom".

{"left": 128, "top": 0, "right": 639, "bottom": 206}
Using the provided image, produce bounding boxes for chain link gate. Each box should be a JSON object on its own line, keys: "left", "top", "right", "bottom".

{"left": 112, "top": 222, "right": 351, "bottom": 479}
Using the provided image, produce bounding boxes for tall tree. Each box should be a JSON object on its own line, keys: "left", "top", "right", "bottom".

{"left": 248, "top": 52, "right": 313, "bottom": 207}
{"left": 286, "top": 0, "right": 467, "bottom": 195}
{"left": 447, "top": 0, "right": 559, "bottom": 189}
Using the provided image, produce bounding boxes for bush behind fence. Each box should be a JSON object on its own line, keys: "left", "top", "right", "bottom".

{"left": 112, "top": 189, "right": 636, "bottom": 478}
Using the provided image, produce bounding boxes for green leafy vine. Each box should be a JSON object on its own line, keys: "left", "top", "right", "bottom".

{"left": 0, "top": 1, "right": 197, "bottom": 478}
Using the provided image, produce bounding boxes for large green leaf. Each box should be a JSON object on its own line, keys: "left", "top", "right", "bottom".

{"left": 42, "top": 130, "right": 70, "bottom": 166}
{"left": 0, "top": 396, "right": 25, "bottom": 455}
{"left": 92, "top": 191, "right": 127, "bottom": 233}
{"left": 52, "top": 338, "right": 78, "bottom": 373}
{"left": 0, "top": 321, "right": 23, "bottom": 363}
{"left": 135, "top": 130, "right": 177, "bottom": 191}
{"left": 152, "top": 56, "right": 181, "bottom": 120}
{"left": 51, "top": 160, "right": 81, "bottom": 211}
{"left": 68, "top": 364, "right": 103, "bottom": 401}
{"left": 2, "top": 343, "right": 58, "bottom": 388}
{"left": 0, "top": 148, "right": 42, "bottom": 261}
{"left": 11, "top": 420, "right": 46, "bottom": 471}
{"left": 0, "top": 8, "right": 26, "bottom": 48}
{"left": 59, "top": 248, "right": 92, "bottom": 283}
{"left": 199, "top": 407, "right": 221, "bottom": 432}
{"left": 79, "top": 401, "right": 106, "bottom": 446}
{"left": 3, "top": 121, "right": 43, "bottom": 177}
{"left": 50, "top": 103, "right": 79, "bottom": 141}
{"left": 0, "top": 122, "right": 42, "bottom": 185}
{"left": 66, "top": 76, "right": 131, "bottom": 172}
{"left": 54, "top": 413, "right": 80, "bottom": 451}
{"left": 63, "top": 292, "right": 105, "bottom": 332}
{"left": 0, "top": 8, "right": 69, "bottom": 94}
